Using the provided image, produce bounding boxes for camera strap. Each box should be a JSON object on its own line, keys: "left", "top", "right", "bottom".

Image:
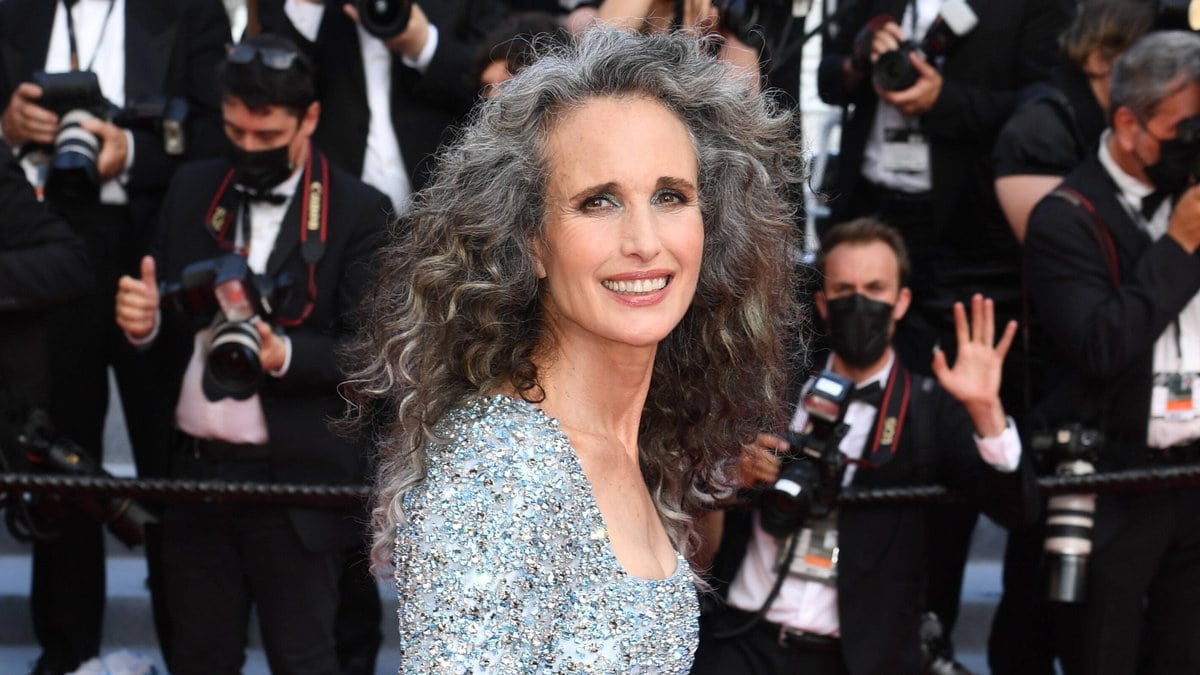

{"left": 1047, "top": 187, "right": 1120, "bottom": 288}
{"left": 850, "top": 362, "right": 912, "bottom": 469}
{"left": 203, "top": 141, "right": 330, "bottom": 328}
{"left": 62, "top": 0, "right": 118, "bottom": 73}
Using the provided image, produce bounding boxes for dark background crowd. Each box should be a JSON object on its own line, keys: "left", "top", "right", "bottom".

{"left": 1, "top": 0, "right": 1199, "bottom": 673}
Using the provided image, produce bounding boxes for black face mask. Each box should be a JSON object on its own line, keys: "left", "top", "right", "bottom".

{"left": 228, "top": 144, "right": 293, "bottom": 194}
{"left": 1141, "top": 116, "right": 1200, "bottom": 194}
{"left": 1144, "top": 136, "right": 1200, "bottom": 194}
{"left": 824, "top": 293, "right": 893, "bottom": 368}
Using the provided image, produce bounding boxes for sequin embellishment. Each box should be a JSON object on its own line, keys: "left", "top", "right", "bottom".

{"left": 393, "top": 395, "right": 699, "bottom": 673}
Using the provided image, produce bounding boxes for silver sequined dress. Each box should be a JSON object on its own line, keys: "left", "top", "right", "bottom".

{"left": 393, "top": 394, "right": 699, "bottom": 673}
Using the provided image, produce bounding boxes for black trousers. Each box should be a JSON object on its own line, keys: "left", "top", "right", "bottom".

{"left": 160, "top": 455, "right": 344, "bottom": 675}
{"left": 1055, "top": 488, "right": 1200, "bottom": 675}
{"left": 690, "top": 608, "right": 848, "bottom": 675}
{"left": 33, "top": 203, "right": 160, "bottom": 674}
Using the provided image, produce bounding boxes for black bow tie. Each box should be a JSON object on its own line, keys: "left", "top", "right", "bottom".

{"left": 1141, "top": 190, "right": 1170, "bottom": 220}
{"left": 234, "top": 186, "right": 288, "bottom": 205}
{"left": 849, "top": 381, "right": 883, "bottom": 407}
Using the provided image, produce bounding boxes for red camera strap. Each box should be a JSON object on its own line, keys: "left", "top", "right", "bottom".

{"left": 202, "top": 140, "right": 329, "bottom": 328}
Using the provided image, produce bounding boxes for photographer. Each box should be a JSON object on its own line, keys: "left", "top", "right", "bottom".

{"left": 0, "top": 132, "right": 90, "bottom": 444}
{"left": 1023, "top": 30, "right": 1200, "bottom": 674}
{"left": 692, "top": 218, "right": 1038, "bottom": 674}
{"left": 114, "top": 33, "right": 388, "bottom": 674}
{"left": 0, "top": 3, "right": 229, "bottom": 672}
{"left": 255, "top": 0, "right": 507, "bottom": 215}
{"left": 817, "top": 0, "right": 1069, "bottom": 379}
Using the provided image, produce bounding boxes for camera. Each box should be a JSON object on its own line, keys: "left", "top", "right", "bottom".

{"left": 354, "top": 0, "right": 414, "bottom": 40}
{"left": 161, "top": 254, "right": 292, "bottom": 402}
{"left": 4, "top": 409, "right": 157, "bottom": 548}
{"left": 758, "top": 370, "right": 853, "bottom": 538}
{"left": 1032, "top": 423, "right": 1103, "bottom": 603}
{"left": 873, "top": 0, "right": 978, "bottom": 92}
{"left": 33, "top": 70, "right": 189, "bottom": 205}
{"left": 711, "top": 0, "right": 806, "bottom": 51}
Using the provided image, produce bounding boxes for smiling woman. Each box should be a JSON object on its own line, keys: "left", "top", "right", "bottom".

{"left": 341, "top": 27, "right": 805, "bottom": 673}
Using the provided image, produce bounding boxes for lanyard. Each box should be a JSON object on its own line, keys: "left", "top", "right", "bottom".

{"left": 63, "top": 0, "right": 117, "bottom": 72}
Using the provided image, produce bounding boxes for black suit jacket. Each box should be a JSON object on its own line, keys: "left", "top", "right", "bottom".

{"left": 256, "top": 0, "right": 505, "bottom": 193}
{"left": 0, "top": 0, "right": 230, "bottom": 242}
{"left": 146, "top": 153, "right": 389, "bottom": 551}
{"left": 0, "top": 137, "right": 90, "bottom": 415}
{"left": 1024, "top": 153, "right": 1200, "bottom": 468}
{"left": 710, "top": 370, "right": 1038, "bottom": 674}
{"left": 817, "top": 0, "right": 1070, "bottom": 249}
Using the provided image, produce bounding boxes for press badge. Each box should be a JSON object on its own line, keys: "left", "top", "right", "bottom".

{"left": 880, "top": 127, "right": 930, "bottom": 174}
{"left": 776, "top": 511, "right": 839, "bottom": 584}
{"left": 1151, "top": 372, "right": 1200, "bottom": 420}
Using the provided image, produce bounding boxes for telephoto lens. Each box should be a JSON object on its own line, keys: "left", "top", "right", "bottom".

{"left": 205, "top": 320, "right": 264, "bottom": 401}
{"left": 1041, "top": 425, "right": 1103, "bottom": 603}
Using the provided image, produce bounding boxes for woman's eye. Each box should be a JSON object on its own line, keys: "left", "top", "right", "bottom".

{"left": 580, "top": 193, "right": 617, "bottom": 210}
{"left": 653, "top": 189, "right": 688, "bottom": 206}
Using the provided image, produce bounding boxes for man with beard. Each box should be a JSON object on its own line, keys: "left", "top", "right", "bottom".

{"left": 693, "top": 217, "right": 1038, "bottom": 674}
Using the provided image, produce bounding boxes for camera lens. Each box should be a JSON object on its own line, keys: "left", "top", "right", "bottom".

{"left": 205, "top": 320, "right": 263, "bottom": 401}
{"left": 873, "top": 46, "right": 920, "bottom": 91}
{"left": 356, "top": 0, "right": 414, "bottom": 40}
{"left": 1043, "top": 491, "right": 1095, "bottom": 603}
{"left": 44, "top": 109, "right": 101, "bottom": 204}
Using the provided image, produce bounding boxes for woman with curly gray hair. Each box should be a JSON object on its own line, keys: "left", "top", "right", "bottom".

{"left": 342, "top": 26, "right": 804, "bottom": 672}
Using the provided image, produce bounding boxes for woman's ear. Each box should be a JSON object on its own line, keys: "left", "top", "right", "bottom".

{"left": 531, "top": 240, "right": 547, "bottom": 279}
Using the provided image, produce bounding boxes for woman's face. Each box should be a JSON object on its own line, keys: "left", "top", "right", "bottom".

{"left": 535, "top": 95, "right": 704, "bottom": 353}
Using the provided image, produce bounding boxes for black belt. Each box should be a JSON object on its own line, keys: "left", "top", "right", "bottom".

{"left": 179, "top": 432, "right": 271, "bottom": 461}
{"left": 770, "top": 621, "right": 840, "bottom": 653}
{"left": 722, "top": 607, "right": 840, "bottom": 653}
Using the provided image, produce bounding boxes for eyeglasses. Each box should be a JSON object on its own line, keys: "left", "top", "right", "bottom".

{"left": 226, "top": 43, "right": 300, "bottom": 71}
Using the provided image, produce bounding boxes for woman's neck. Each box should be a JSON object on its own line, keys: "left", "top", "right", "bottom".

{"left": 533, "top": 341, "right": 656, "bottom": 458}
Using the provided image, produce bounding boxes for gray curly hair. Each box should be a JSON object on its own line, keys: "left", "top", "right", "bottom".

{"left": 342, "top": 27, "right": 806, "bottom": 570}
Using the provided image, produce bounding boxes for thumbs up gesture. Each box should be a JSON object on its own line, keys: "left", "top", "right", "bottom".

{"left": 116, "top": 255, "right": 160, "bottom": 339}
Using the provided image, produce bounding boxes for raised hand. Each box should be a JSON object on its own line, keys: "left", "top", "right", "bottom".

{"left": 930, "top": 293, "right": 1016, "bottom": 437}
{"left": 115, "top": 255, "right": 159, "bottom": 339}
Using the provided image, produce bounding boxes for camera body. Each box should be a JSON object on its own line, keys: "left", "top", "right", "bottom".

{"left": 758, "top": 371, "right": 853, "bottom": 538}
{"left": 873, "top": 0, "right": 978, "bottom": 92}
{"left": 354, "top": 0, "right": 414, "bottom": 40}
{"left": 713, "top": 0, "right": 805, "bottom": 50}
{"left": 161, "top": 254, "right": 291, "bottom": 402}
{"left": 5, "top": 409, "right": 157, "bottom": 548}
{"left": 1032, "top": 423, "right": 1103, "bottom": 603}
{"left": 33, "top": 70, "right": 189, "bottom": 205}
